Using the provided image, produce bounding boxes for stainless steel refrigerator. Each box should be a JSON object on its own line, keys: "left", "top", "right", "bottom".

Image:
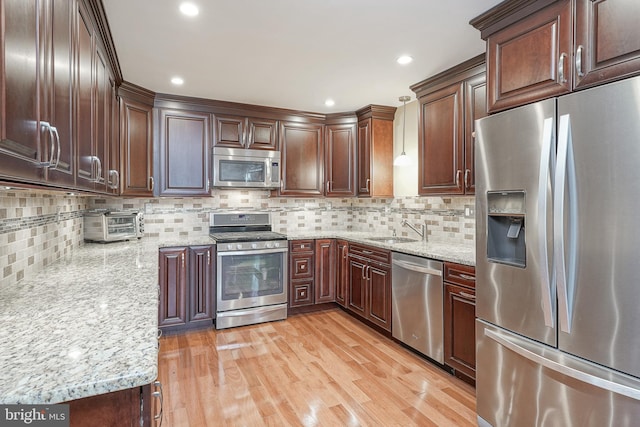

{"left": 475, "top": 75, "right": 640, "bottom": 427}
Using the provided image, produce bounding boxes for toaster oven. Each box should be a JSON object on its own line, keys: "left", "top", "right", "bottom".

{"left": 83, "top": 210, "right": 144, "bottom": 243}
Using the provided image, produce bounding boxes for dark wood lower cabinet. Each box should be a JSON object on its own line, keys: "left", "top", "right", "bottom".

{"left": 443, "top": 262, "right": 476, "bottom": 384}
{"left": 315, "top": 239, "right": 336, "bottom": 303}
{"left": 335, "top": 240, "right": 349, "bottom": 307}
{"left": 158, "top": 245, "right": 215, "bottom": 332}
{"left": 69, "top": 383, "right": 157, "bottom": 427}
{"left": 346, "top": 244, "right": 392, "bottom": 333}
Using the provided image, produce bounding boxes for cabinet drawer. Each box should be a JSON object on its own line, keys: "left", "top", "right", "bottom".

{"left": 443, "top": 262, "right": 476, "bottom": 289}
{"left": 290, "top": 281, "right": 314, "bottom": 306}
{"left": 349, "top": 243, "right": 390, "bottom": 265}
{"left": 290, "top": 240, "right": 314, "bottom": 253}
{"left": 290, "top": 253, "right": 314, "bottom": 279}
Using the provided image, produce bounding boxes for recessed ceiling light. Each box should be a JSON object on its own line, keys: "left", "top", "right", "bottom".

{"left": 397, "top": 55, "right": 413, "bottom": 65}
{"left": 179, "top": 2, "right": 199, "bottom": 17}
{"left": 324, "top": 99, "right": 335, "bottom": 107}
{"left": 171, "top": 77, "right": 184, "bottom": 85}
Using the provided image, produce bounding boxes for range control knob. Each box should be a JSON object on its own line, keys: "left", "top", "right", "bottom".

{"left": 251, "top": 243, "right": 258, "bottom": 249}
{"left": 266, "top": 242, "right": 273, "bottom": 248}
{"left": 236, "top": 244, "right": 243, "bottom": 250}
{"left": 273, "top": 242, "right": 280, "bottom": 248}
{"left": 226, "top": 244, "right": 233, "bottom": 251}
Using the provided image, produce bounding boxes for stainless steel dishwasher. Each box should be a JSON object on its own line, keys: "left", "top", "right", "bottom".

{"left": 391, "top": 252, "right": 444, "bottom": 363}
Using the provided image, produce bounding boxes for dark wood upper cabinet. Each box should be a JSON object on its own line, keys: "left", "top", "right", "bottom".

{"left": 325, "top": 122, "right": 356, "bottom": 197}
{"left": 119, "top": 83, "right": 154, "bottom": 197}
{"left": 472, "top": 0, "right": 640, "bottom": 112}
{"left": 279, "top": 121, "right": 324, "bottom": 196}
{"left": 355, "top": 106, "right": 396, "bottom": 197}
{"left": 213, "top": 115, "right": 278, "bottom": 150}
{"left": 574, "top": 0, "right": 640, "bottom": 89}
{"left": 411, "top": 55, "right": 485, "bottom": 196}
{"left": 157, "top": 109, "right": 211, "bottom": 196}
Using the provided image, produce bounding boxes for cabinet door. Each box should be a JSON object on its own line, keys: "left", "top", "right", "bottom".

{"left": 69, "top": 385, "right": 146, "bottom": 427}
{"left": 368, "top": 263, "right": 392, "bottom": 332}
{"left": 486, "top": 0, "right": 573, "bottom": 112}
{"left": 158, "top": 247, "right": 188, "bottom": 329}
{"left": 0, "top": 0, "right": 47, "bottom": 183}
{"left": 357, "top": 119, "right": 371, "bottom": 195}
{"left": 325, "top": 123, "right": 356, "bottom": 197}
{"left": 335, "top": 240, "right": 349, "bottom": 307}
{"left": 279, "top": 121, "right": 324, "bottom": 196}
{"left": 315, "top": 239, "right": 336, "bottom": 303}
{"left": 464, "top": 72, "right": 487, "bottom": 195}
{"left": 214, "top": 115, "right": 245, "bottom": 148}
{"left": 75, "top": 2, "right": 95, "bottom": 189}
{"left": 120, "top": 97, "right": 153, "bottom": 196}
{"left": 444, "top": 283, "right": 476, "bottom": 381}
{"left": 247, "top": 117, "right": 278, "bottom": 150}
{"left": 157, "top": 109, "right": 211, "bottom": 196}
{"left": 419, "top": 83, "right": 464, "bottom": 195}
{"left": 574, "top": 0, "right": 640, "bottom": 89}
{"left": 93, "top": 44, "right": 111, "bottom": 193}
{"left": 290, "top": 253, "right": 314, "bottom": 280}
{"left": 348, "top": 257, "right": 367, "bottom": 316}
{"left": 188, "top": 245, "right": 215, "bottom": 325}
{"left": 45, "top": 0, "right": 75, "bottom": 188}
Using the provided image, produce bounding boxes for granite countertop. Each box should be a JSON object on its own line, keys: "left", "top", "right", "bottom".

{"left": 286, "top": 231, "right": 475, "bottom": 266}
{"left": 0, "top": 238, "right": 190, "bottom": 405}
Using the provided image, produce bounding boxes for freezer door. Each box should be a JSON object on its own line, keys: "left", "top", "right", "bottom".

{"left": 475, "top": 98, "right": 556, "bottom": 346}
{"left": 556, "top": 76, "right": 640, "bottom": 378}
{"left": 477, "top": 320, "right": 640, "bottom": 427}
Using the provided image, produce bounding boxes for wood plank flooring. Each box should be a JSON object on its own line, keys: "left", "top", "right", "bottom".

{"left": 157, "top": 308, "right": 476, "bottom": 426}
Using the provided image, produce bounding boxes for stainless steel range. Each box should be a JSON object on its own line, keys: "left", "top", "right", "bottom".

{"left": 210, "top": 212, "right": 288, "bottom": 329}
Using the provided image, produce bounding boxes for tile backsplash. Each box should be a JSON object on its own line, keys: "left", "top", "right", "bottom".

{"left": 1, "top": 188, "right": 475, "bottom": 288}
{"left": 0, "top": 189, "right": 88, "bottom": 288}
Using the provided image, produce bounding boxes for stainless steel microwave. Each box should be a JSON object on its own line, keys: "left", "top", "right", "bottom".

{"left": 83, "top": 210, "right": 144, "bottom": 243}
{"left": 212, "top": 147, "right": 281, "bottom": 189}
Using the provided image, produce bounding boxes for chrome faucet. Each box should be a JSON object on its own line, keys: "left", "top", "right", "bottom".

{"left": 401, "top": 219, "right": 428, "bottom": 242}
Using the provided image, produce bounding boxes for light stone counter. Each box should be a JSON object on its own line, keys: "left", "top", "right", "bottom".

{"left": 0, "top": 236, "right": 213, "bottom": 405}
{"left": 286, "top": 231, "right": 475, "bottom": 266}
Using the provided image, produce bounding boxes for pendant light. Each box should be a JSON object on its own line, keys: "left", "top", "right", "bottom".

{"left": 394, "top": 95, "right": 412, "bottom": 166}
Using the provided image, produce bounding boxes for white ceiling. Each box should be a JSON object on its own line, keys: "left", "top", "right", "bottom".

{"left": 102, "top": 0, "right": 502, "bottom": 113}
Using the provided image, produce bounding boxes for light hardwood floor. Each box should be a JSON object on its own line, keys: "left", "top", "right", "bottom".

{"left": 157, "top": 308, "right": 476, "bottom": 426}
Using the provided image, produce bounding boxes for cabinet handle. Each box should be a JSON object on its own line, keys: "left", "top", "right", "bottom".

{"left": 455, "top": 170, "right": 462, "bottom": 188}
{"left": 301, "top": 290, "right": 306, "bottom": 297}
{"left": 181, "top": 253, "right": 185, "bottom": 268}
{"left": 459, "top": 291, "right": 476, "bottom": 300}
{"left": 458, "top": 273, "right": 476, "bottom": 281}
{"left": 575, "top": 45, "right": 585, "bottom": 78}
{"left": 93, "top": 156, "right": 103, "bottom": 183}
{"left": 207, "top": 250, "right": 211, "bottom": 265}
{"left": 152, "top": 380, "right": 164, "bottom": 425}
{"left": 38, "top": 122, "right": 55, "bottom": 167}
{"left": 51, "top": 126, "right": 61, "bottom": 169}
{"left": 464, "top": 169, "right": 471, "bottom": 190}
{"left": 365, "top": 178, "right": 370, "bottom": 192}
{"left": 301, "top": 264, "right": 306, "bottom": 270}
{"left": 367, "top": 266, "right": 371, "bottom": 281}
{"left": 149, "top": 176, "right": 155, "bottom": 191}
{"left": 362, "top": 250, "right": 373, "bottom": 255}
{"left": 558, "top": 52, "right": 568, "bottom": 84}
{"left": 342, "top": 246, "right": 348, "bottom": 260}
{"left": 361, "top": 265, "right": 366, "bottom": 280}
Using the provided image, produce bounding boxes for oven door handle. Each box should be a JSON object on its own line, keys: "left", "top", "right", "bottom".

{"left": 217, "top": 247, "right": 289, "bottom": 256}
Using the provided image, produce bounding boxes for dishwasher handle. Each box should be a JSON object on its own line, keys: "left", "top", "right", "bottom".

{"left": 392, "top": 259, "right": 442, "bottom": 276}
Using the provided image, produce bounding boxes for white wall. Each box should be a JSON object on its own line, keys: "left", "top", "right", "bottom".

{"left": 393, "top": 99, "right": 419, "bottom": 196}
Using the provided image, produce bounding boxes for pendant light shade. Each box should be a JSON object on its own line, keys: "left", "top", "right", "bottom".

{"left": 394, "top": 95, "right": 412, "bottom": 166}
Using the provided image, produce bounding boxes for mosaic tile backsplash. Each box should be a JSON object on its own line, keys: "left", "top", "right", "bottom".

{"left": 1, "top": 188, "right": 475, "bottom": 287}
{"left": 0, "top": 189, "right": 89, "bottom": 288}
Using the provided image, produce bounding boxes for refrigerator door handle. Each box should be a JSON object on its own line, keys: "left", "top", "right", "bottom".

{"left": 537, "top": 117, "right": 555, "bottom": 328}
{"left": 485, "top": 328, "right": 640, "bottom": 401}
{"left": 555, "top": 114, "right": 578, "bottom": 333}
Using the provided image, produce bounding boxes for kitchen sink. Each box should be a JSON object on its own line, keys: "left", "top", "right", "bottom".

{"left": 367, "top": 236, "right": 418, "bottom": 244}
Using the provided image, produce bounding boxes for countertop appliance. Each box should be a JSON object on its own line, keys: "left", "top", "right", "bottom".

{"left": 212, "top": 147, "right": 281, "bottom": 189}
{"left": 391, "top": 252, "right": 444, "bottom": 363}
{"left": 475, "top": 76, "right": 640, "bottom": 427}
{"left": 210, "top": 212, "right": 288, "bottom": 329}
{"left": 83, "top": 210, "right": 144, "bottom": 243}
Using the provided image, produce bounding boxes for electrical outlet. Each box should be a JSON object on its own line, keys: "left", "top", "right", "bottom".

{"left": 464, "top": 205, "right": 475, "bottom": 218}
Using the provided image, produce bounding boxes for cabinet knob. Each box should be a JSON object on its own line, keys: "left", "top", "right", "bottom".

{"left": 301, "top": 265, "right": 306, "bottom": 270}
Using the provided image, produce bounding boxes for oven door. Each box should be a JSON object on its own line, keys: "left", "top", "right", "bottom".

{"left": 216, "top": 246, "right": 288, "bottom": 312}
